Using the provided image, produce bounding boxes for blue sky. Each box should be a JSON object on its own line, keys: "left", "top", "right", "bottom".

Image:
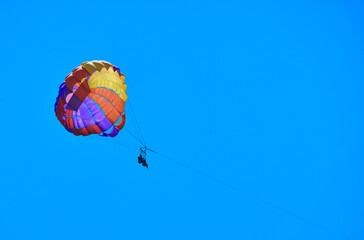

{"left": 0, "top": 0, "right": 363, "bottom": 239}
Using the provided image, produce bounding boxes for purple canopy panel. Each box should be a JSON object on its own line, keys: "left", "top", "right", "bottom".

{"left": 101, "top": 126, "right": 119, "bottom": 137}
{"left": 59, "top": 83, "right": 72, "bottom": 101}
{"left": 73, "top": 116, "right": 85, "bottom": 129}
{"left": 96, "top": 118, "right": 113, "bottom": 132}
{"left": 113, "top": 66, "right": 121, "bottom": 75}
{"left": 79, "top": 103, "right": 95, "bottom": 128}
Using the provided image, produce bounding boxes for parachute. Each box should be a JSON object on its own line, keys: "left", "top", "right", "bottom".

{"left": 55, "top": 60, "right": 128, "bottom": 137}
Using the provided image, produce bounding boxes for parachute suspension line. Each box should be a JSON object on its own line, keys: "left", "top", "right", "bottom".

{"left": 150, "top": 150, "right": 350, "bottom": 240}
{"left": 126, "top": 100, "right": 147, "bottom": 146}
{"left": 91, "top": 101, "right": 150, "bottom": 152}
{"left": 124, "top": 128, "right": 146, "bottom": 147}
{"left": 90, "top": 135, "right": 139, "bottom": 149}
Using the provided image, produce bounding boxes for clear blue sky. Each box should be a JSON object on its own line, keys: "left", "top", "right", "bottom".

{"left": 1, "top": 0, "right": 363, "bottom": 239}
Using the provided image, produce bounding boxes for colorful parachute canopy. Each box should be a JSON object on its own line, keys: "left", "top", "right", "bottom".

{"left": 55, "top": 60, "right": 127, "bottom": 137}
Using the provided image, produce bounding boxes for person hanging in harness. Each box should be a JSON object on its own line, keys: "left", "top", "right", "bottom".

{"left": 138, "top": 147, "right": 148, "bottom": 168}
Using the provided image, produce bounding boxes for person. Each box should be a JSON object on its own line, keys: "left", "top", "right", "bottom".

{"left": 142, "top": 159, "right": 148, "bottom": 168}
{"left": 138, "top": 148, "right": 148, "bottom": 168}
